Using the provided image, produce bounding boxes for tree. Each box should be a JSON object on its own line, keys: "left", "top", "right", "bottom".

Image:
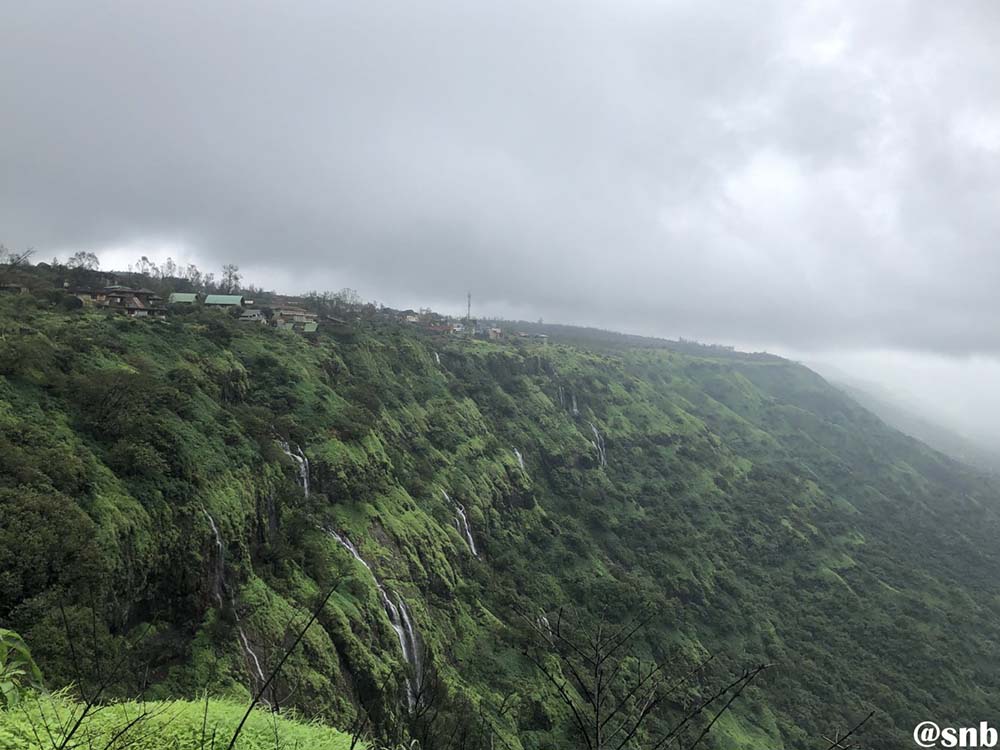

{"left": 66, "top": 251, "right": 100, "bottom": 271}
{"left": 221, "top": 264, "right": 242, "bottom": 293}
{"left": 161, "top": 257, "right": 177, "bottom": 279}
{"left": 183, "top": 263, "right": 203, "bottom": 289}
{"left": 0, "top": 244, "right": 35, "bottom": 266}
{"left": 334, "top": 288, "right": 362, "bottom": 307}
{"left": 521, "top": 606, "right": 770, "bottom": 750}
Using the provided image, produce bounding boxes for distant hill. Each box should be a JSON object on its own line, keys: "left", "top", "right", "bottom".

{"left": 820, "top": 374, "right": 1000, "bottom": 475}
{"left": 487, "top": 318, "right": 782, "bottom": 360}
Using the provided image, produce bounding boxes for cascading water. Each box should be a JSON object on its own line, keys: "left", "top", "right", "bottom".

{"left": 571, "top": 392, "right": 579, "bottom": 416}
{"left": 239, "top": 628, "right": 267, "bottom": 684}
{"left": 443, "top": 490, "right": 478, "bottom": 556}
{"left": 203, "top": 510, "right": 226, "bottom": 608}
{"left": 324, "top": 528, "right": 423, "bottom": 708}
{"left": 513, "top": 448, "right": 525, "bottom": 471}
{"left": 278, "top": 439, "right": 310, "bottom": 497}
{"left": 202, "top": 510, "right": 267, "bottom": 691}
{"left": 434, "top": 351, "right": 441, "bottom": 365}
{"left": 588, "top": 422, "right": 607, "bottom": 467}
{"left": 325, "top": 528, "right": 371, "bottom": 573}
{"left": 385, "top": 592, "right": 422, "bottom": 697}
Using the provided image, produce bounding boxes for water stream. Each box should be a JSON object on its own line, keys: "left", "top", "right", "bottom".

{"left": 588, "top": 422, "right": 607, "bottom": 467}
{"left": 203, "top": 510, "right": 226, "bottom": 608}
{"left": 324, "top": 528, "right": 423, "bottom": 708}
{"left": 202, "top": 510, "right": 268, "bottom": 690}
{"left": 278, "top": 440, "right": 310, "bottom": 497}
{"left": 443, "top": 490, "right": 478, "bottom": 556}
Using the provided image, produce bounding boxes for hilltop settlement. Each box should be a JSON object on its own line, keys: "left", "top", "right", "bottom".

{"left": 0, "top": 254, "right": 550, "bottom": 342}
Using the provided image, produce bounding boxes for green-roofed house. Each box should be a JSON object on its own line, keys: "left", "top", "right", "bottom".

{"left": 168, "top": 292, "right": 199, "bottom": 304}
{"left": 204, "top": 294, "right": 245, "bottom": 308}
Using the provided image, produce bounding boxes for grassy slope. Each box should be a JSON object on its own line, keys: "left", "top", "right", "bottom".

{"left": 0, "top": 695, "right": 357, "bottom": 749}
{"left": 4, "top": 293, "right": 1000, "bottom": 747}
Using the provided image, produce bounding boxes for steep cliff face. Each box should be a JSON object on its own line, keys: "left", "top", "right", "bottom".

{"left": 5, "top": 297, "right": 1000, "bottom": 748}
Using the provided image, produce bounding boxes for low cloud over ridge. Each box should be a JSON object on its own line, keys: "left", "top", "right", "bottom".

{"left": 2, "top": 0, "right": 999, "bottom": 356}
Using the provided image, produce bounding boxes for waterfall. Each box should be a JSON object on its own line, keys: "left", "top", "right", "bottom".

{"left": 202, "top": 510, "right": 267, "bottom": 692}
{"left": 588, "top": 422, "right": 607, "bottom": 467}
{"left": 203, "top": 509, "right": 226, "bottom": 608}
{"left": 383, "top": 591, "right": 423, "bottom": 698}
{"left": 513, "top": 448, "right": 525, "bottom": 471}
{"left": 434, "top": 351, "right": 441, "bottom": 365}
{"left": 557, "top": 385, "right": 565, "bottom": 408}
{"left": 239, "top": 628, "right": 266, "bottom": 684}
{"left": 324, "top": 528, "right": 423, "bottom": 708}
{"left": 443, "top": 490, "right": 478, "bottom": 556}
{"left": 278, "top": 439, "right": 310, "bottom": 497}
{"left": 325, "top": 528, "right": 370, "bottom": 572}
{"left": 454, "top": 507, "right": 477, "bottom": 556}
{"left": 571, "top": 392, "right": 579, "bottom": 416}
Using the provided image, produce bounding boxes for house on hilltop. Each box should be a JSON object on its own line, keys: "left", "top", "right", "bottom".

{"left": 68, "top": 286, "right": 110, "bottom": 305}
{"left": 101, "top": 286, "right": 167, "bottom": 318}
{"left": 238, "top": 309, "right": 267, "bottom": 323}
{"left": 204, "top": 294, "right": 245, "bottom": 308}
{"left": 273, "top": 306, "right": 316, "bottom": 325}
{"left": 272, "top": 306, "right": 320, "bottom": 333}
{"left": 169, "top": 292, "right": 200, "bottom": 304}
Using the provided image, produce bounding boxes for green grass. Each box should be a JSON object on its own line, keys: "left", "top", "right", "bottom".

{"left": 0, "top": 694, "right": 359, "bottom": 750}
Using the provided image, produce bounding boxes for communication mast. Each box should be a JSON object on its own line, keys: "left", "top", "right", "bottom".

{"left": 466, "top": 291, "right": 471, "bottom": 323}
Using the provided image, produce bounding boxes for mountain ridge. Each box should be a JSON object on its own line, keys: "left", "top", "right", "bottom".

{"left": 3, "top": 281, "right": 1000, "bottom": 748}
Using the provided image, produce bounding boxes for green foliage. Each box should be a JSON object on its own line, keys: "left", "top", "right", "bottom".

{"left": 0, "top": 629, "right": 43, "bottom": 709}
{"left": 0, "top": 694, "right": 359, "bottom": 749}
{"left": 4, "top": 287, "right": 1000, "bottom": 747}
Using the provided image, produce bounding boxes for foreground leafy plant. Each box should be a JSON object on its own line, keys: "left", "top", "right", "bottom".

{"left": 0, "top": 629, "right": 43, "bottom": 709}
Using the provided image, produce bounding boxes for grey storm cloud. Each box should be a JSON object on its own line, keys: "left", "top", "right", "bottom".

{"left": 3, "top": 0, "right": 1000, "bottom": 354}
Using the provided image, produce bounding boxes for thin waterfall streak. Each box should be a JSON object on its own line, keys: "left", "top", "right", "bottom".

{"left": 443, "top": 490, "right": 478, "bottom": 556}
{"left": 588, "top": 422, "right": 607, "bottom": 467}
{"left": 278, "top": 439, "right": 310, "bottom": 497}
{"left": 324, "top": 527, "right": 423, "bottom": 708}
{"left": 203, "top": 509, "right": 265, "bottom": 690}
{"left": 239, "top": 627, "right": 266, "bottom": 683}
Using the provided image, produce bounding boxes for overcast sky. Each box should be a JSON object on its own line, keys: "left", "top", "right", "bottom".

{"left": 2, "top": 1, "right": 1000, "bottom": 442}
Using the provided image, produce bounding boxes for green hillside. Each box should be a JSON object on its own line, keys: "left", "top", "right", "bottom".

{"left": 0, "top": 694, "right": 358, "bottom": 750}
{"left": 3, "top": 288, "right": 1000, "bottom": 748}
{"left": 831, "top": 378, "right": 1000, "bottom": 475}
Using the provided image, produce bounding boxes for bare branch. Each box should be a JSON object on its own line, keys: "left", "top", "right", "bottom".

{"left": 225, "top": 582, "right": 340, "bottom": 750}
